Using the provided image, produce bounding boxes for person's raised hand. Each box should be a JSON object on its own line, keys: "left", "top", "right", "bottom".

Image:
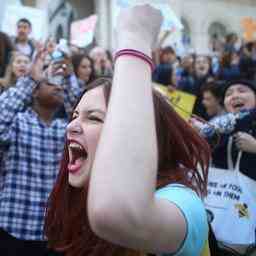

{"left": 116, "top": 4, "right": 163, "bottom": 56}
{"left": 31, "top": 47, "right": 47, "bottom": 82}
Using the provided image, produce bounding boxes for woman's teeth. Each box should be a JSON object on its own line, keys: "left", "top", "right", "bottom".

{"left": 69, "top": 142, "right": 84, "bottom": 151}
{"left": 68, "top": 142, "right": 87, "bottom": 173}
{"left": 233, "top": 102, "right": 244, "bottom": 108}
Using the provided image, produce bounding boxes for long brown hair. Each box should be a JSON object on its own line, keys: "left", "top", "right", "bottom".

{"left": 45, "top": 77, "right": 210, "bottom": 256}
{"left": 71, "top": 53, "right": 96, "bottom": 84}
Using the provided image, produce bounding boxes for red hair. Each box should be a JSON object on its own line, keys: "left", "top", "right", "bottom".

{"left": 44, "top": 77, "right": 210, "bottom": 256}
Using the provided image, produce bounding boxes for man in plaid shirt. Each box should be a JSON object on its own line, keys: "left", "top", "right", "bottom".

{"left": 0, "top": 56, "right": 83, "bottom": 255}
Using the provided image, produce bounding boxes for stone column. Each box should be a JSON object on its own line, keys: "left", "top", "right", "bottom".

{"left": 94, "top": 0, "right": 111, "bottom": 49}
{"left": 34, "top": 0, "right": 49, "bottom": 40}
{"left": 0, "top": 0, "right": 7, "bottom": 26}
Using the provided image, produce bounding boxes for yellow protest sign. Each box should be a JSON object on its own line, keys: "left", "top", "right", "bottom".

{"left": 155, "top": 84, "right": 196, "bottom": 120}
{"left": 241, "top": 17, "right": 256, "bottom": 42}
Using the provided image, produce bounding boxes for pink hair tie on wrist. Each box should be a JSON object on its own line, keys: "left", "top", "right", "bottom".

{"left": 114, "top": 49, "right": 155, "bottom": 72}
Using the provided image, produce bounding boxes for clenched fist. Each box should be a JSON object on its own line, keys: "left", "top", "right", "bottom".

{"left": 116, "top": 4, "right": 163, "bottom": 56}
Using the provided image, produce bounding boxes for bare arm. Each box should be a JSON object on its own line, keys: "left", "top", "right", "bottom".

{"left": 88, "top": 5, "right": 186, "bottom": 254}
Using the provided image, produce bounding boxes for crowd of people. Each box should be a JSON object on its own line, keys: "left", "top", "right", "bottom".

{"left": 0, "top": 4, "right": 255, "bottom": 256}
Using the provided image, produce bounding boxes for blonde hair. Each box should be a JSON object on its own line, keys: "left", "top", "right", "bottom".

{"left": 0, "top": 51, "right": 30, "bottom": 89}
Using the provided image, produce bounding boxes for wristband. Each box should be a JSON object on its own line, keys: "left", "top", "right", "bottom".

{"left": 114, "top": 49, "right": 155, "bottom": 72}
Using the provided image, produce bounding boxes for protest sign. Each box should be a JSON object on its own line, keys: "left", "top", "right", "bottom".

{"left": 1, "top": 5, "right": 48, "bottom": 40}
{"left": 71, "top": 15, "right": 98, "bottom": 48}
{"left": 241, "top": 17, "right": 256, "bottom": 42}
{"left": 155, "top": 84, "right": 196, "bottom": 120}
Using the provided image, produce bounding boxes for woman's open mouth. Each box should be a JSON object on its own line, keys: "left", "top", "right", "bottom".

{"left": 68, "top": 141, "right": 88, "bottom": 174}
{"left": 18, "top": 68, "right": 26, "bottom": 75}
{"left": 232, "top": 102, "right": 245, "bottom": 111}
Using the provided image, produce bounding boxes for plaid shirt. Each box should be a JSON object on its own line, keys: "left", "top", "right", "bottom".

{"left": 0, "top": 75, "right": 83, "bottom": 240}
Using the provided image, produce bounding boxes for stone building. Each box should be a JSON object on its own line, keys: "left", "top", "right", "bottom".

{"left": 19, "top": 0, "right": 256, "bottom": 54}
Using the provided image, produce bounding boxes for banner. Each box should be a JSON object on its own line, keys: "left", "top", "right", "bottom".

{"left": 113, "top": 0, "right": 183, "bottom": 32}
{"left": 1, "top": 5, "right": 48, "bottom": 40}
{"left": 71, "top": 15, "right": 98, "bottom": 48}
{"left": 155, "top": 84, "right": 196, "bottom": 120}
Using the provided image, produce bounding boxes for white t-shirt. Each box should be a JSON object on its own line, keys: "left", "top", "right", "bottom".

{"left": 16, "top": 42, "right": 33, "bottom": 57}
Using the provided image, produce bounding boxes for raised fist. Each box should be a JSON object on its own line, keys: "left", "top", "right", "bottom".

{"left": 116, "top": 5, "right": 163, "bottom": 55}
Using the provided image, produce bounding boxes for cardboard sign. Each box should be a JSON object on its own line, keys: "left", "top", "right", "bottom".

{"left": 113, "top": 0, "right": 183, "bottom": 32}
{"left": 241, "top": 17, "right": 256, "bottom": 42}
{"left": 155, "top": 84, "right": 196, "bottom": 120}
{"left": 71, "top": 15, "right": 98, "bottom": 48}
{"left": 1, "top": 5, "right": 48, "bottom": 40}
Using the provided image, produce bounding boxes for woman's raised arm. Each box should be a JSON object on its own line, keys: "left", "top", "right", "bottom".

{"left": 88, "top": 5, "right": 188, "bottom": 254}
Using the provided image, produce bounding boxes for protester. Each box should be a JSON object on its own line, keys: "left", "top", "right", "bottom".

{"left": 152, "top": 63, "right": 173, "bottom": 87}
{"left": 239, "top": 42, "right": 256, "bottom": 80}
{"left": 213, "top": 80, "right": 256, "bottom": 180}
{"left": 0, "top": 3, "right": 256, "bottom": 256}
{"left": 218, "top": 51, "right": 241, "bottom": 81}
{"left": 0, "top": 31, "right": 14, "bottom": 78}
{"left": 45, "top": 5, "right": 211, "bottom": 256}
{"left": 153, "top": 46, "right": 179, "bottom": 85}
{"left": 178, "top": 55, "right": 213, "bottom": 120}
{"left": 72, "top": 53, "right": 95, "bottom": 87}
{"left": 0, "top": 51, "right": 31, "bottom": 92}
{"left": 201, "top": 81, "right": 225, "bottom": 118}
{"left": 12, "top": 18, "right": 36, "bottom": 58}
{"left": 192, "top": 79, "right": 256, "bottom": 180}
{"left": 178, "top": 55, "right": 211, "bottom": 94}
{"left": 172, "top": 54, "right": 194, "bottom": 88}
{"left": 89, "top": 46, "right": 113, "bottom": 77}
{"left": 223, "top": 33, "right": 239, "bottom": 53}
{"left": 190, "top": 79, "right": 256, "bottom": 255}
{"left": 159, "top": 46, "right": 177, "bottom": 65}
{"left": 0, "top": 50, "right": 82, "bottom": 256}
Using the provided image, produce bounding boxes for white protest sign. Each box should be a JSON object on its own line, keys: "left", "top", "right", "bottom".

{"left": 113, "top": 0, "right": 183, "bottom": 32}
{"left": 1, "top": 5, "right": 48, "bottom": 40}
{"left": 71, "top": 15, "right": 98, "bottom": 48}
